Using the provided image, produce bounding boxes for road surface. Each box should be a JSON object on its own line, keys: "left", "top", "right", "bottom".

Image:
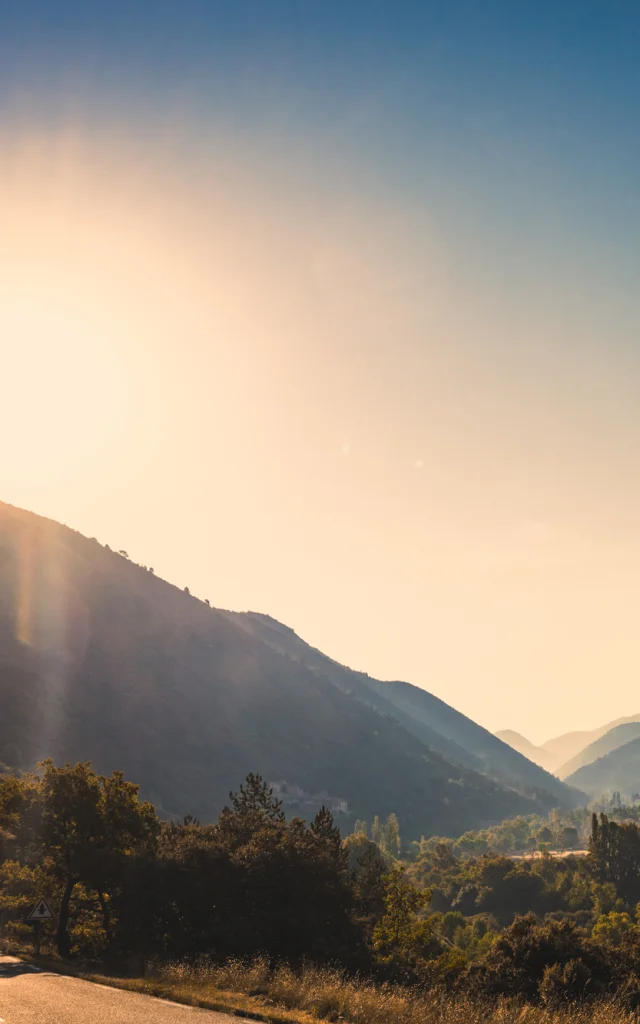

{"left": 0, "top": 956, "right": 253, "bottom": 1024}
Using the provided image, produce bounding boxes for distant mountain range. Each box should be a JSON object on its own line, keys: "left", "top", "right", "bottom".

{"left": 0, "top": 501, "right": 583, "bottom": 839}
{"left": 565, "top": 738, "right": 640, "bottom": 799}
{"left": 544, "top": 717, "right": 640, "bottom": 771}
{"left": 494, "top": 730, "right": 557, "bottom": 772}
{"left": 497, "top": 715, "right": 640, "bottom": 800}
{"left": 557, "top": 722, "right": 640, "bottom": 780}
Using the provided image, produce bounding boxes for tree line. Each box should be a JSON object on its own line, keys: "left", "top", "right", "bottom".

{"left": 5, "top": 762, "right": 640, "bottom": 1007}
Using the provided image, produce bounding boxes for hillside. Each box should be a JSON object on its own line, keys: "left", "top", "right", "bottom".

{"left": 230, "top": 614, "right": 577, "bottom": 806}
{"left": 493, "top": 730, "right": 557, "bottom": 772}
{"left": 0, "top": 501, "right": 582, "bottom": 838}
{"left": 543, "top": 716, "right": 640, "bottom": 768}
{"left": 565, "top": 738, "right": 640, "bottom": 799}
{"left": 565, "top": 739, "right": 640, "bottom": 799}
{"left": 557, "top": 722, "right": 640, "bottom": 780}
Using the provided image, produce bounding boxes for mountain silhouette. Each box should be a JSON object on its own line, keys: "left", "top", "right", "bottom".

{"left": 0, "top": 500, "right": 583, "bottom": 838}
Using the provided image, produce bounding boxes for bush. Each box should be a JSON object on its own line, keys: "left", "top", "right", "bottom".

{"left": 539, "top": 959, "right": 592, "bottom": 1008}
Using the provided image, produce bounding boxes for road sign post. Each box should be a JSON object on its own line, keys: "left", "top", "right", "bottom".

{"left": 26, "top": 896, "right": 55, "bottom": 956}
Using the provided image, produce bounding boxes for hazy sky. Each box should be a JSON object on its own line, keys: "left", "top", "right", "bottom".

{"left": 2, "top": 2, "right": 640, "bottom": 743}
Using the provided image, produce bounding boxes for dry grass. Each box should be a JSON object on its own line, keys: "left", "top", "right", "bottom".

{"left": 95, "top": 958, "right": 640, "bottom": 1024}
{"left": 12, "top": 948, "right": 640, "bottom": 1024}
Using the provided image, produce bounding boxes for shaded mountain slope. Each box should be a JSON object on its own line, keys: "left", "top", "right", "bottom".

{"left": 0, "top": 501, "right": 581, "bottom": 839}
{"left": 228, "top": 612, "right": 579, "bottom": 807}
{"left": 558, "top": 722, "right": 640, "bottom": 780}
{"left": 494, "top": 730, "right": 557, "bottom": 772}
{"left": 566, "top": 738, "right": 640, "bottom": 799}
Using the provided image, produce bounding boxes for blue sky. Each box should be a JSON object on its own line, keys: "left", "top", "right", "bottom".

{"left": 4, "top": 1, "right": 640, "bottom": 275}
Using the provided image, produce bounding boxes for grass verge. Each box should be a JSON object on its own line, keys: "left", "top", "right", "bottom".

{"left": 11, "top": 952, "right": 640, "bottom": 1024}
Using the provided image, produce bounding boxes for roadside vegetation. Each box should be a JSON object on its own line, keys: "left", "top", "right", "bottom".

{"left": 4, "top": 761, "right": 640, "bottom": 1019}
{"left": 10, "top": 957, "right": 640, "bottom": 1024}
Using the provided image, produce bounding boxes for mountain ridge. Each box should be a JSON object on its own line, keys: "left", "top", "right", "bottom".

{"left": 0, "top": 500, "right": 583, "bottom": 837}
{"left": 494, "top": 730, "right": 557, "bottom": 772}
{"left": 231, "top": 611, "right": 578, "bottom": 805}
{"left": 565, "top": 736, "right": 640, "bottom": 799}
{"left": 557, "top": 721, "right": 640, "bottom": 780}
{"left": 542, "top": 716, "right": 640, "bottom": 767}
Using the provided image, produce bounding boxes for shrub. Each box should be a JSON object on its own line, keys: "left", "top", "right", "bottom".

{"left": 539, "top": 959, "right": 592, "bottom": 1008}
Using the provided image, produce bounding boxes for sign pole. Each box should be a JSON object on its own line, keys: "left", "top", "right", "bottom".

{"left": 33, "top": 920, "right": 42, "bottom": 957}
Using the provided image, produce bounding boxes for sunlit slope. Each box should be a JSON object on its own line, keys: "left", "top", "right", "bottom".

{"left": 543, "top": 716, "right": 640, "bottom": 768}
{"left": 228, "top": 613, "right": 582, "bottom": 807}
{"left": 557, "top": 722, "right": 640, "bottom": 780}
{"left": 0, "top": 501, "right": 580, "bottom": 837}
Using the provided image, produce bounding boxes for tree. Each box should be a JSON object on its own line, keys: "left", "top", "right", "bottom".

{"left": 219, "top": 774, "right": 285, "bottom": 840}
{"left": 470, "top": 914, "right": 603, "bottom": 1002}
{"left": 371, "top": 816, "right": 382, "bottom": 845}
{"left": 590, "top": 813, "right": 640, "bottom": 907}
{"left": 373, "top": 866, "right": 430, "bottom": 956}
{"left": 39, "top": 761, "right": 159, "bottom": 956}
{"left": 310, "top": 806, "right": 343, "bottom": 849}
{"left": 0, "top": 773, "right": 42, "bottom": 861}
{"left": 381, "top": 813, "right": 401, "bottom": 858}
{"left": 39, "top": 761, "right": 104, "bottom": 956}
{"left": 84, "top": 771, "right": 158, "bottom": 942}
{"left": 344, "top": 833, "right": 388, "bottom": 930}
{"left": 560, "top": 826, "right": 579, "bottom": 850}
{"left": 592, "top": 911, "right": 637, "bottom": 946}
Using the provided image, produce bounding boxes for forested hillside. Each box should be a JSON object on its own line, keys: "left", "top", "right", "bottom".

{"left": 0, "top": 501, "right": 581, "bottom": 837}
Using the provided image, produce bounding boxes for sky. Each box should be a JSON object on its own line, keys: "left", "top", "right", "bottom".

{"left": 2, "top": 1, "right": 640, "bottom": 744}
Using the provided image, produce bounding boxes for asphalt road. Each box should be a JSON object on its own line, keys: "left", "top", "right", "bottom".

{"left": 0, "top": 956, "right": 253, "bottom": 1024}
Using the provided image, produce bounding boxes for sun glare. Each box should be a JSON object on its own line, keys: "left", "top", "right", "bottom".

{"left": 0, "top": 135, "right": 160, "bottom": 486}
{"left": 1, "top": 296, "right": 128, "bottom": 481}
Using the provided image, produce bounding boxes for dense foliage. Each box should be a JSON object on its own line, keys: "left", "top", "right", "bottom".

{"left": 4, "top": 762, "right": 640, "bottom": 1010}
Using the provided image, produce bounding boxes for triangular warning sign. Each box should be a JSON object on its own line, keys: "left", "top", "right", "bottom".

{"left": 27, "top": 896, "right": 54, "bottom": 921}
